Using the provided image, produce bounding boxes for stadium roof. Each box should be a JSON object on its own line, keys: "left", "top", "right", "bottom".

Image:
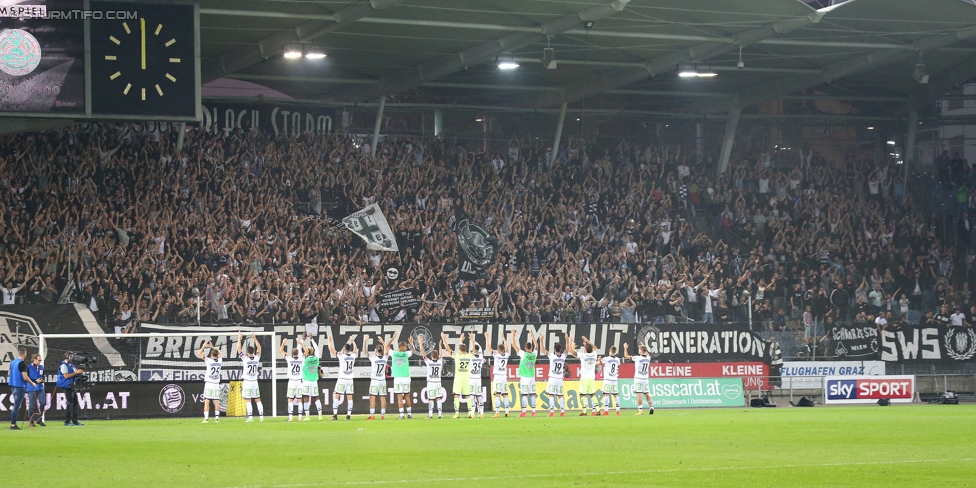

{"left": 146, "top": 0, "right": 976, "bottom": 120}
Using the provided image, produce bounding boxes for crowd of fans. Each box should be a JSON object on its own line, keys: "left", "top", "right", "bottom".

{"left": 0, "top": 123, "right": 970, "bottom": 350}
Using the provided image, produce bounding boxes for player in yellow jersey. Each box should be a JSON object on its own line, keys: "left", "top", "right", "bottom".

{"left": 441, "top": 331, "right": 472, "bottom": 418}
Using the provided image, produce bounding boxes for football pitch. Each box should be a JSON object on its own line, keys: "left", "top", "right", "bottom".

{"left": 6, "top": 405, "right": 975, "bottom": 487}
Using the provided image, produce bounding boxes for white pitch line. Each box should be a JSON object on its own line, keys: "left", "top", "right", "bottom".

{"left": 232, "top": 458, "right": 975, "bottom": 487}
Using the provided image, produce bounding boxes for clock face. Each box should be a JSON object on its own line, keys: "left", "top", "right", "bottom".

{"left": 90, "top": 2, "right": 196, "bottom": 118}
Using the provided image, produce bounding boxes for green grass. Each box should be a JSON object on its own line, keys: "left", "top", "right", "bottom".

{"left": 6, "top": 405, "right": 976, "bottom": 487}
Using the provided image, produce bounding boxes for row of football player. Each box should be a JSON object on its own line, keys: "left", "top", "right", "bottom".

{"left": 196, "top": 330, "right": 658, "bottom": 422}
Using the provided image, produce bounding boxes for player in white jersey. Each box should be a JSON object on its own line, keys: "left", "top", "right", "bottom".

{"left": 572, "top": 336, "right": 600, "bottom": 416}
{"left": 599, "top": 346, "right": 621, "bottom": 416}
{"left": 281, "top": 338, "right": 306, "bottom": 421}
{"left": 484, "top": 330, "right": 511, "bottom": 418}
{"left": 364, "top": 333, "right": 394, "bottom": 420}
{"left": 624, "top": 342, "right": 654, "bottom": 415}
{"left": 539, "top": 334, "right": 569, "bottom": 417}
{"left": 236, "top": 331, "right": 264, "bottom": 422}
{"left": 325, "top": 335, "right": 358, "bottom": 421}
{"left": 417, "top": 335, "right": 445, "bottom": 419}
{"left": 468, "top": 335, "right": 486, "bottom": 418}
{"left": 197, "top": 340, "right": 222, "bottom": 423}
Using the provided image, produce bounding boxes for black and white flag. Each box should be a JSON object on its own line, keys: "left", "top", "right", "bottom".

{"left": 456, "top": 219, "right": 498, "bottom": 278}
{"left": 342, "top": 204, "right": 398, "bottom": 252}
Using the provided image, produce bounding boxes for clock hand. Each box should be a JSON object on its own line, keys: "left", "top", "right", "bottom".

{"left": 140, "top": 18, "right": 146, "bottom": 70}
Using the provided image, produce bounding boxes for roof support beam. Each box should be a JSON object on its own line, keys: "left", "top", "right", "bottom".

{"left": 201, "top": 0, "right": 406, "bottom": 84}
{"left": 531, "top": 8, "right": 832, "bottom": 107}
{"left": 199, "top": 10, "right": 976, "bottom": 52}
{"left": 732, "top": 26, "right": 976, "bottom": 111}
{"left": 333, "top": 0, "right": 632, "bottom": 102}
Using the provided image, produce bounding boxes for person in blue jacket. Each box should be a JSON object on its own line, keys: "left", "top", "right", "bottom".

{"left": 8, "top": 346, "right": 37, "bottom": 430}
{"left": 27, "top": 353, "right": 47, "bottom": 427}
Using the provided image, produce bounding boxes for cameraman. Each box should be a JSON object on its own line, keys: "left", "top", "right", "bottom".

{"left": 57, "top": 352, "right": 85, "bottom": 427}
{"left": 8, "top": 346, "right": 38, "bottom": 430}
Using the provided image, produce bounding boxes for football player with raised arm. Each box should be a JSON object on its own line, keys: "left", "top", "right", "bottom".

{"left": 236, "top": 331, "right": 264, "bottom": 422}
{"left": 197, "top": 340, "right": 222, "bottom": 423}
{"left": 624, "top": 342, "right": 654, "bottom": 415}
{"left": 364, "top": 333, "right": 394, "bottom": 420}
{"left": 539, "top": 334, "right": 569, "bottom": 417}
{"left": 297, "top": 334, "right": 326, "bottom": 420}
{"left": 573, "top": 335, "right": 600, "bottom": 416}
{"left": 281, "top": 337, "right": 305, "bottom": 421}
{"left": 485, "top": 330, "right": 511, "bottom": 418}
{"left": 390, "top": 337, "right": 415, "bottom": 419}
{"left": 468, "top": 334, "right": 487, "bottom": 418}
{"left": 417, "top": 335, "right": 446, "bottom": 419}
{"left": 510, "top": 329, "right": 540, "bottom": 418}
{"left": 441, "top": 331, "right": 472, "bottom": 418}
{"left": 600, "top": 345, "right": 622, "bottom": 416}
{"left": 325, "top": 334, "right": 358, "bottom": 420}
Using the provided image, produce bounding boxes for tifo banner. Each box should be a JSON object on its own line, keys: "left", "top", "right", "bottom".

{"left": 343, "top": 204, "right": 399, "bottom": 252}
{"left": 377, "top": 288, "right": 421, "bottom": 311}
{"left": 1, "top": 304, "right": 135, "bottom": 382}
{"left": 824, "top": 324, "right": 881, "bottom": 359}
{"left": 200, "top": 100, "right": 333, "bottom": 136}
{"left": 634, "top": 323, "right": 772, "bottom": 363}
{"left": 780, "top": 361, "right": 886, "bottom": 389}
{"left": 880, "top": 326, "right": 976, "bottom": 362}
{"left": 823, "top": 375, "right": 915, "bottom": 404}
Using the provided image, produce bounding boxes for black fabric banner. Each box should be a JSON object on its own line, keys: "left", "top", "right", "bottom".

{"left": 634, "top": 323, "right": 772, "bottom": 363}
{"left": 377, "top": 288, "right": 421, "bottom": 310}
{"left": 455, "top": 219, "right": 498, "bottom": 279}
{"left": 880, "top": 326, "right": 976, "bottom": 362}
{"left": 824, "top": 324, "right": 881, "bottom": 359}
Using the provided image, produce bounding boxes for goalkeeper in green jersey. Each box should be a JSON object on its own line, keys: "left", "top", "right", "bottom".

{"left": 511, "top": 329, "right": 540, "bottom": 418}
{"left": 390, "top": 333, "right": 414, "bottom": 419}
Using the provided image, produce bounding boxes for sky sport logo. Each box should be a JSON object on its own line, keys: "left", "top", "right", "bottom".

{"left": 0, "top": 5, "right": 138, "bottom": 20}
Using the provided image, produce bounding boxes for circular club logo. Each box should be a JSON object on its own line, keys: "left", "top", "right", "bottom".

{"left": 944, "top": 328, "right": 976, "bottom": 361}
{"left": 0, "top": 29, "right": 42, "bottom": 76}
{"left": 385, "top": 265, "right": 400, "bottom": 281}
{"left": 159, "top": 384, "right": 185, "bottom": 414}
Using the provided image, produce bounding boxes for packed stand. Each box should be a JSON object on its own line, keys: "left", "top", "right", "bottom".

{"left": 0, "top": 125, "right": 966, "bottom": 352}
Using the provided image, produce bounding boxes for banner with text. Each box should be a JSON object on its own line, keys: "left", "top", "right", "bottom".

{"left": 824, "top": 324, "right": 881, "bottom": 359}
{"left": 200, "top": 101, "right": 333, "bottom": 136}
{"left": 823, "top": 375, "right": 915, "bottom": 404}
{"left": 880, "top": 326, "right": 976, "bottom": 363}
{"left": 780, "top": 361, "right": 886, "bottom": 389}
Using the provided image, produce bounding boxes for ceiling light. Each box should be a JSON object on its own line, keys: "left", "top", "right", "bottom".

{"left": 866, "top": 126, "right": 875, "bottom": 130}
{"left": 887, "top": 140, "right": 896, "bottom": 145}
{"left": 497, "top": 53, "right": 519, "bottom": 70}
{"left": 913, "top": 63, "right": 929, "bottom": 84}
{"left": 737, "top": 46, "right": 744, "bottom": 69}
{"left": 678, "top": 71, "right": 717, "bottom": 78}
{"left": 305, "top": 48, "right": 326, "bottom": 60}
{"left": 475, "top": 118, "right": 483, "bottom": 122}
{"left": 283, "top": 45, "right": 302, "bottom": 59}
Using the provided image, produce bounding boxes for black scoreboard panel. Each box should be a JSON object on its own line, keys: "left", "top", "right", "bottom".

{"left": 0, "top": 0, "right": 199, "bottom": 121}
{"left": 90, "top": 1, "right": 196, "bottom": 118}
{"left": 0, "top": 0, "right": 86, "bottom": 114}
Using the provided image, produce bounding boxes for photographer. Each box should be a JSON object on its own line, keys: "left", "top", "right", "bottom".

{"left": 8, "top": 346, "right": 37, "bottom": 430}
{"left": 56, "top": 352, "right": 86, "bottom": 427}
{"left": 27, "top": 354, "right": 46, "bottom": 427}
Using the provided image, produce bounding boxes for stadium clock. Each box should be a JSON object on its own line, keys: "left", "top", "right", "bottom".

{"left": 89, "top": 2, "right": 198, "bottom": 119}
